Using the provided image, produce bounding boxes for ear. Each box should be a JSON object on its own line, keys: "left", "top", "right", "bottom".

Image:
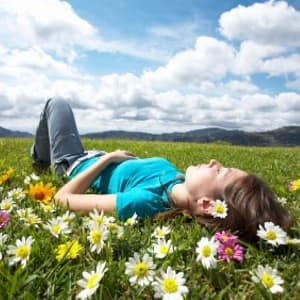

{"left": 196, "top": 196, "right": 215, "bottom": 215}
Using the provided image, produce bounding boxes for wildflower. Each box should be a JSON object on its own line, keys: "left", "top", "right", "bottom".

{"left": 26, "top": 182, "right": 56, "bottom": 204}
{"left": 152, "top": 226, "right": 171, "bottom": 239}
{"left": 196, "top": 237, "right": 218, "bottom": 269}
{"left": 251, "top": 265, "right": 284, "bottom": 294}
{"left": 55, "top": 240, "right": 82, "bottom": 262}
{"left": 0, "top": 167, "right": 13, "bottom": 185}
{"left": 153, "top": 266, "right": 189, "bottom": 299}
{"left": 24, "top": 173, "right": 40, "bottom": 185}
{"left": 125, "top": 252, "right": 156, "bottom": 286}
{"left": 88, "top": 225, "right": 109, "bottom": 253}
{"left": 257, "top": 222, "right": 287, "bottom": 246}
{"left": 124, "top": 212, "right": 138, "bottom": 226}
{"left": 7, "top": 236, "right": 34, "bottom": 268}
{"left": 76, "top": 262, "right": 107, "bottom": 300}
{"left": 7, "top": 188, "right": 26, "bottom": 201}
{"left": 152, "top": 239, "right": 175, "bottom": 259}
{"left": 0, "top": 210, "right": 9, "bottom": 228}
{"left": 0, "top": 233, "right": 8, "bottom": 260}
{"left": 44, "top": 217, "right": 71, "bottom": 238}
{"left": 40, "top": 203, "right": 55, "bottom": 213}
{"left": 0, "top": 197, "right": 16, "bottom": 213}
{"left": 276, "top": 196, "right": 287, "bottom": 205}
{"left": 288, "top": 179, "right": 300, "bottom": 192}
{"left": 214, "top": 231, "right": 238, "bottom": 244}
{"left": 211, "top": 199, "right": 228, "bottom": 218}
{"left": 61, "top": 211, "right": 76, "bottom": 224}
{"left": 108, "top": 222, "right": 124, "bottom": 237}
{"left": 217, "top": 240, "right": 244, "bottom": 262}
{"left": 86, "top": 209, "right": 115, "bottom": 229}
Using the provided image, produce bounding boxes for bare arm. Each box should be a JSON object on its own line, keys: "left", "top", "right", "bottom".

{"left": 54, "top": 150, "right": 137, "bottom": 213}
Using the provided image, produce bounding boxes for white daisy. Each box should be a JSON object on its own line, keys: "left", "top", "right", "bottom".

{"left": 195, "top": 237, "right": 218, "bottom": 269}
{"left": 153, "top": 266, "right": 189, "bottom": 300}
{"left": 152, "top": 239, "right": 175, "bottom": 259}
{"left": 86, "top": 209, "right": 115, "bottom": 229}
{"left": 107, "top": 223, "right": 124, "bottom": 239}
{"left": 24, "top": 173, "right": 40, "bottom": 185}
{"left": 61, "top": 211, "right": 76, "bottom": 224}
{"left": 40, "top": 203, "right": 55, "bottom": 213}
{"left": 276, "top": 196, "right": 287, "bottom": 205}
{"left": 7, "top": 236, "right": 34, "bottom": 268}
{"left": 0, "top": 197, "right": 16, "bottom": 212}
{"left": 43, "top": 217, "right": 71, "bottom": 238}
{"left": 211, "top": 199, "right": 228, "bottom": 218}
{"left": 125, "top": 252, "right": 156, "bottom": 286}
{"left": 7, "top": 188, "right": 26, "bottom": 201}
{"left": 124, "top": 212, "right": 138, "bottom": 226}
{"left": 76, "top": 261, "right": 107, "bottom": 300}
{"left": 251, "top": 265, "right": 284, "bottom": 294}
{"left": 88, "top": 225, "right": 109, "bottom": 254}
{"left": 152, "top": 226, "right": 171, "bottom": 239}
{"left": 257, "top": 222, "right": 287, "bottom": 246}
{"left": 17, "top": 207, "right": 34, "bottom": 220}
{"left": 0, "top": 233, "right": 8, "bottom": 260}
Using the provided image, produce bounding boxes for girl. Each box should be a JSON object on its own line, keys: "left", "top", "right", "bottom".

{"left": 31, "top": 98, "right": 293, "bottom": 241}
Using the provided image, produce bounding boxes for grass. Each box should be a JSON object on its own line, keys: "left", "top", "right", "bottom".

{"left": 0, "top": 137, "right": 299, "bottom": 299}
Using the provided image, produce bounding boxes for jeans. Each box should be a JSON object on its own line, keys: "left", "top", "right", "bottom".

{"left": 31, "top": 98, "right": 88, "bottom": 176}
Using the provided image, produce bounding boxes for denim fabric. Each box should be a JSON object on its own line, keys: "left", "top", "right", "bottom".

{"left": 31, "top": 98, "right": 87, "bottom": 176}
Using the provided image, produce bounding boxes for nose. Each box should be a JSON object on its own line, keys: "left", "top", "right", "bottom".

{"left": 208, "top": 159, "right": 222, "bottom": 168}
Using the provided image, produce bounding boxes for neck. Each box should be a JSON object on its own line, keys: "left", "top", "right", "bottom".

{"left": 170, "top": 183, "right": 190, "bottom": 210}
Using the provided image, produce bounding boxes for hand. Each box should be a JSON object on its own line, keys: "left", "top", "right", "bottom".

{"left": 104, "top": 150, "right": 137, "bottom": 163}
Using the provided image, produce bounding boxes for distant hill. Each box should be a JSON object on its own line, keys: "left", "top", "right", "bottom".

{"left": 1, "top": 125, "right": 299, "bottom": 146}
{"left": 0, "top": 126, "right": 33, "bottom": 137}
{"left": 82, "top": 126, "right": 300, "bottom": 146}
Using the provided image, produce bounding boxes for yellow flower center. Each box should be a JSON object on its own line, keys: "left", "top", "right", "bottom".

{"left": 163, "top": 278, "right": 178, "bottom": 293}
{"left": 125, "top": 217, "right": 132, "bottom": 225}
{"left": 96, "top": 216, "right": 103, "bottom": 225}
{"left": 3, "top": 203, "right": 10, "bottom": 210}
{"left": 266, "top": 230, "right": 277, "bottom": 240}
{"left": 160, "top": 245, "right": 168, "bottom": 254}
{"left": 261, "top": 273, "right": 274, "bottom": 288}
{"left": 87, "top": 274, "right": 100, "bottom": 289}
{"left": 215, "top": 204, "right": 224, "bottom": 214}
{"left": 52, "top": 224, "right": 60, "bottom": 234}
{"left": 16, "top": 245, "right": 29, "bottom": 259}
{"left": 202, "top": 245, "right": 212, "bottom": 257}
{"left": 225, "top": 247, "right": 234, "bottom": 256}
{"left": 108, "top": 223, "right": 118, "bottom": 230}
{"left": 28, "top": 217, "right": 37, "bottom": 224}
{"left": 158, "top": 229, "right": 165, "bottom": 237}
{"left": 91, "top": 230, "right": 101, "bottom": 244}
{"left": 134, "top": 262, "right": 148, "bottom": 277}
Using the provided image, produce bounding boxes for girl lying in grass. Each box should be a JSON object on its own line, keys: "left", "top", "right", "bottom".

{"left": 31, "top": 98, "right": 293, "bottom": 242}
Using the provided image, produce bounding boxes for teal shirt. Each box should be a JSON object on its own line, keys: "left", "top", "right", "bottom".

{"left": 68, "top": 157, "right": 184, "bottom": 220}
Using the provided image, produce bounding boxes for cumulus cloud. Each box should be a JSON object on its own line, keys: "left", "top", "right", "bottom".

{"left": 219, "top": 0, "right": 300, "bottom": 47}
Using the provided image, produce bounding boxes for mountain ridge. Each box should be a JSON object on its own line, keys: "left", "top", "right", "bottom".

{"left": 1, "top": 126, "right": 299, "bottom": 146}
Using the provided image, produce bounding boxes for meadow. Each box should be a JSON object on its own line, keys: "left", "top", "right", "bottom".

{"left": 0, "top": 138, "right": 299, "bottom": 299}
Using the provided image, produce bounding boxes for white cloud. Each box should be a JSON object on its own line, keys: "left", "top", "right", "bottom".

{"left": 226, "top": 80, "right": 258, "bottom": 94}
{"left": 142, "top": 36, "right": 235, "bottom": 90}
{"left": 219, "top": 0, "right": 300, "bottom": 47}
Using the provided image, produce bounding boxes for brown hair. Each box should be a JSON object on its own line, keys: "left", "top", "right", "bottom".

{"left": 157, "top": 174, "right": 294, "bottom": 242}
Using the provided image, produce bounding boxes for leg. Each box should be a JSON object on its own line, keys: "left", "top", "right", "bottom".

{"left": 31, "top": 98, "right": 85, "bottom": 176}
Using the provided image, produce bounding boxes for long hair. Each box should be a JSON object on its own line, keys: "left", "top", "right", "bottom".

{"left": 157, "top": 174, "right": 294, "bottom": 242}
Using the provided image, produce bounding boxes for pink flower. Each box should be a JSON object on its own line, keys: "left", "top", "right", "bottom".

{"left": 0, "top": 210, "right": 9, "bottom": 228}
{"left": 218, "top": 240, "right": 244, "bottom": 262}
{"left": 214, "top": 231, "right": 238, "bottom": 244}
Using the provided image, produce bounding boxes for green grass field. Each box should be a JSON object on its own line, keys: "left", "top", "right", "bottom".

{"left": 0, "top": 138, "right": 299, "bottom": 299}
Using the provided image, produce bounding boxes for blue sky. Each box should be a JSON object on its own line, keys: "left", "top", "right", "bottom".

{"left": 0, "top": 0, "right": 300, "bottom": 133}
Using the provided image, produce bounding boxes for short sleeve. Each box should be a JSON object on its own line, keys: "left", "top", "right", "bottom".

{"left": 116, "top": 189, "right": 168, "bottom": 220}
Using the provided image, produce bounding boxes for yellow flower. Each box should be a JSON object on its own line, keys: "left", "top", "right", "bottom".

{"left": 55, "top": 240, "right": 82, "bottom": 262}
{"left": 26, "top": 182, "right": 56, "bottom": 204}
{"left": 0, "top": 167, "right": 13, "bottom": 185}
{"left": 288, "top": 179, "right": 300, "bottom": 192}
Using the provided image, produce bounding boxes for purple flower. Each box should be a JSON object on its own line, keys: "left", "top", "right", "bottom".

{"left": 214, "top": 231, "right": 238, "bottom": 244}
{"left": 218, "top": 240, "right": 244, "bottom": 262}
{"left": 0, "top": 210, "right": 9, "bottom": 228}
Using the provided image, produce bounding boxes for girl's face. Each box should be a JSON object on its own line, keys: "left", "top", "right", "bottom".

{"left": 184, "top": 159, "right": 247, "bottom": 212}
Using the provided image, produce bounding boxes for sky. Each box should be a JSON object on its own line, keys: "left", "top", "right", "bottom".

{"left": 0, "top": 0, "right": 300, "bottom": 134}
